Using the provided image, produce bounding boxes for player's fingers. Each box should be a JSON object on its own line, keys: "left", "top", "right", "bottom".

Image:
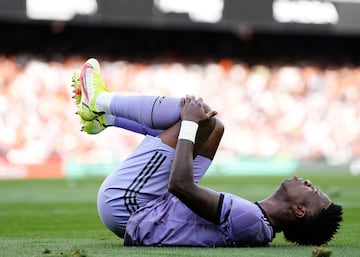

{"left": 183, "top": 95, "right": 191, "bottom": 106}
{"left": 180, "top": 97, "right": 185, "bottom": 107}
{"left": 185, "top": 95, "right": 197, "bottom": 103}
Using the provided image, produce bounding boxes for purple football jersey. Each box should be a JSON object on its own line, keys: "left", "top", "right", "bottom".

{"left": 125, "top": 191, "right": 274, "bottom": 247}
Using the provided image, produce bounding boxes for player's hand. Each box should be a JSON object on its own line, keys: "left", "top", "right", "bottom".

{"left": 180, "top": 95, "right": 217, "bottom": 123}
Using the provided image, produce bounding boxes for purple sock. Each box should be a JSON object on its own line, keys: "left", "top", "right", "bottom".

{"left": 114, "top": 117, "right": 163, "bottom": 136}
{"left": 110, "top": 95, "right": 181, "bottom": 130}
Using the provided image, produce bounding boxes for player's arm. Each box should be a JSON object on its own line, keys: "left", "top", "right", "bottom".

{"left": 167, "top": 96, "right": 223, "bottom": 223}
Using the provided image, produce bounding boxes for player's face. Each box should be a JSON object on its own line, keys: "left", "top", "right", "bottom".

{"left": 280, "top": 176, "right": 331, "bottom": 217}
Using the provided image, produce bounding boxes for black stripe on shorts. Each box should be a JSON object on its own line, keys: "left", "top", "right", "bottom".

{"left": 124, "top": 151, "right": 167, "bottom": 214}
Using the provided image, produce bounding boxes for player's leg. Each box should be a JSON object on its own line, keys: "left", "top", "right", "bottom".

{"left": 72, "top": 58, "right": 182, "bottom": 134}
{"left": 80, "top": 114, "right": 163, "bottom": 136}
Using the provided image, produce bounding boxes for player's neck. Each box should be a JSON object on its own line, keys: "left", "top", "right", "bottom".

{"left": 258, "top": 197, "right": 294, "bottom": 232}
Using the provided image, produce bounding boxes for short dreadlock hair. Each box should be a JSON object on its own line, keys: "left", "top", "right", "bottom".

{"left": 283, "top": 203, "right": 343, "bottom": 245}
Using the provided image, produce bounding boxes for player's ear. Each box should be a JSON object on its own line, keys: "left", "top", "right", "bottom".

{"left": 292, "top": 204, "right": 306, "bottom": 218}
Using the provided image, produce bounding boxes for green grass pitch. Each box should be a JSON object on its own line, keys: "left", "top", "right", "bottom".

{"left": 0, "top": 172, "right": 359, "bottom": 257}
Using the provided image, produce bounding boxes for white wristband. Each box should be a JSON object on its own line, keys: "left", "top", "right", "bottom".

{"left": 178, "top": 120, "right": 199, "bottom": 144}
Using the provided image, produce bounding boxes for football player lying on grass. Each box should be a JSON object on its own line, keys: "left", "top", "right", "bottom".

{"left": 71, "top": 58, "right": 343, "bottom": 247}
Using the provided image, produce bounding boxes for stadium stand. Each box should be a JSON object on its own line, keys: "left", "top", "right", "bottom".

{"left": 1, "top": 1, "right": 360, "bottom": 178}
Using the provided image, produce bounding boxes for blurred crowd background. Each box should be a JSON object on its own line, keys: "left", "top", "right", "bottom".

{"left": 1, "top": 0, "right": 360, "bottom": 176}
{"left": 1, "top": 47, "right": 360, "bottom": 167}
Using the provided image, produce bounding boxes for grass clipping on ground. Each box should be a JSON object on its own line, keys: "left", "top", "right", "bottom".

{"left": 312, "top": 247, "right": 332, "bottom": 257}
